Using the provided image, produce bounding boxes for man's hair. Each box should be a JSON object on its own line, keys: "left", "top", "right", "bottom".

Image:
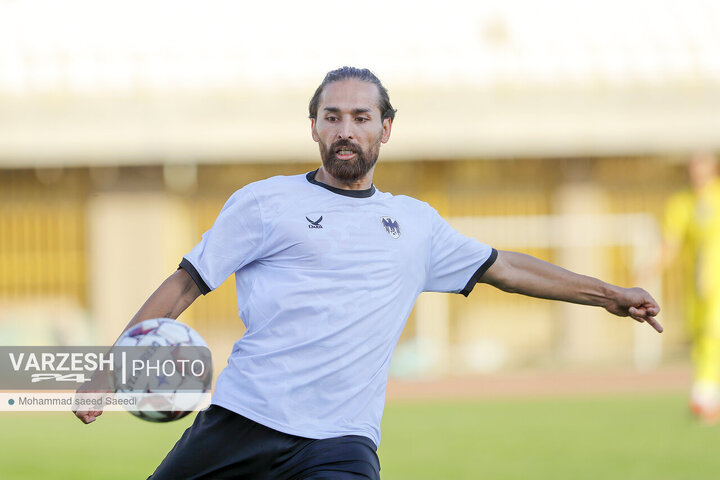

{"left": 308, "top": 66, "right": 397, "bottom": 122}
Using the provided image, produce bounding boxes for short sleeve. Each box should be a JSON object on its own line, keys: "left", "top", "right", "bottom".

{"left": 180, "top": 186, "right": 265, "bottom": 294}
{"left": 424, "top": 208, "right": 497, "bottom": 296}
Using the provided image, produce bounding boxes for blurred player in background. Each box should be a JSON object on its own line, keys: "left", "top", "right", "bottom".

{"left": 75, "top": 67, "right": 662, "bottom": 479}
{"left": 657, "top": 152, "right": 720, "bottom": 422}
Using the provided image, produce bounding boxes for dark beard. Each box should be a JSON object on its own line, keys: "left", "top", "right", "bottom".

{"left": 319, "top": 139, "right": 380, "bottom": 182}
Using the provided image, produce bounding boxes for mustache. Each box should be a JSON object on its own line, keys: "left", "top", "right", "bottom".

{"left": 329, "top": 139, "right": 362, "bottom": 153}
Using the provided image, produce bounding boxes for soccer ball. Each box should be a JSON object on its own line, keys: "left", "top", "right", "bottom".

{"left": 113, "top": 318, "right": 212, "bottom": 422}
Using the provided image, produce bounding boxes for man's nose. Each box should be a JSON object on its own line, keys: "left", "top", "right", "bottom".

{"left": 337, "top": 118, "right": 354, "bottom": 139}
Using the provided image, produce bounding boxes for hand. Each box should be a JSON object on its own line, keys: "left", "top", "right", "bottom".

{"left": 73, "top": 392, "right": 106, "bottom": 424}
{"left": 604, "top": 286, "right": 663, "bottom": 333}
{"left": 72, "top": 372, "right": 112, "bottom": 424}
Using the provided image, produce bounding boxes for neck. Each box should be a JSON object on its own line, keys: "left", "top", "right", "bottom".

{"left": 315, "top": 165, "right": 375, "bottom": 190}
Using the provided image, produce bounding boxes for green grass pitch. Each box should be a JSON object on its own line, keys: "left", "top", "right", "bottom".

{"left": 1, "top": 392, "right": 719, "bottom": 479}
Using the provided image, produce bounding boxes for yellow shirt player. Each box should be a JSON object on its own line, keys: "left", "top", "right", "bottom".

{"left": 661, "top": 152, "right": 720, "bottom": 422}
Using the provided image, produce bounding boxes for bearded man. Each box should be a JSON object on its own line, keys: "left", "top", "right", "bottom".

{"left": 76, "top": 67, "right": 662, "bottom": 480}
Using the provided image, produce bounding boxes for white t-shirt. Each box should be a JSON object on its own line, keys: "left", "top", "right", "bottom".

{"left": 181, "top": 170, "right": 496, "bottom": 447}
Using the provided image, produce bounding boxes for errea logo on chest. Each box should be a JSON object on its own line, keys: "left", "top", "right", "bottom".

{"left": 381, "top": 217, "right": 401, "bottom": 239}
{"left": 306, "top": 215, "right": 323, "bottom": 229}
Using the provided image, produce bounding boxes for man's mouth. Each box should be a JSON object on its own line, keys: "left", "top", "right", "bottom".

{"left": 335, "top": 147, "right": 357, "bottom": 160}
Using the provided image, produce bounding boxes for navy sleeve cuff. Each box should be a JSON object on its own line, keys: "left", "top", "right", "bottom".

{"left": 178, "top": 258, "right": 212, "bottom": 295}
{"left": 459, "top": 248, "right": 498, "bottom": 297}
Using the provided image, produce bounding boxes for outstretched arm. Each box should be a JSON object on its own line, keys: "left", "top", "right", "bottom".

{"left": 479, "top": 250, "right": 662, "bottom": 333}
{"left": 74, "top": 268, "right": 201, "bottom": 424}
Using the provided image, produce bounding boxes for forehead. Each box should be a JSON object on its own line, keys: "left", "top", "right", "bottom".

{"left": 318, "top": 79, "right": 381, "bottom": 113}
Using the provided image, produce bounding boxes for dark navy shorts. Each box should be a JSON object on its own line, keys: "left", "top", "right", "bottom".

{"left": 148, "top": 405, "right": 381, "bottom": 479}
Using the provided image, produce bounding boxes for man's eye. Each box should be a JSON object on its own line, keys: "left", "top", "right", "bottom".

{"left": 356, "top": 117, "right": 369, "bottom": 123}
{"left": 325, "top": 116, "right": 337, "bottom": 122}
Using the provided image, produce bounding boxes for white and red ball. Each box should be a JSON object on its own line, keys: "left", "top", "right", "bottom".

{"left": 114, "top": 318, "right": 211, "bottom": 422}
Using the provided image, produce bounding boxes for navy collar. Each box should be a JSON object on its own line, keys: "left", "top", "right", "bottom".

{"left": 306, "top": 169, "right": 376, "bottom": 198}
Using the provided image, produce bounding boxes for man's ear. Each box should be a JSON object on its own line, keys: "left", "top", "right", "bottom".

{"left": 381, "top": 118, "right": 392, "bottom": 144}
{"left": 311, "top": 118, "right": 319, "bottom": 143}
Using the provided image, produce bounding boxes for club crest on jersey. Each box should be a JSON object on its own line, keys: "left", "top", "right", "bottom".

{"left": 381, "top": 217, "right": 401, "bottom": 239}
{"left": 306, "top": 215, "right": 323, "bottom": 229}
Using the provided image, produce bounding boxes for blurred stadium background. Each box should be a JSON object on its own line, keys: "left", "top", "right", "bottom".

{"left": 2, "top": 0, "right": 720, "bottom": 478}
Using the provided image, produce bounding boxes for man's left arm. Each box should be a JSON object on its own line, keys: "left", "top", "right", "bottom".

{"left": 479, "top": 250, "right": 663, "bottom": 333}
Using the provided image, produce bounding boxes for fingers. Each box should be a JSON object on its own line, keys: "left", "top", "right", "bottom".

{"left": 73, "top": 387, "right": 110, "bottom": 424}
{"left": 75, "top": 411, "right": 95, "bottom": 424}
{"left": 636, "top": 291, "right": 660, "bottom": 315}
{"left": 74, "top": 408, "right": 103, "bottom": 424}
{"left": 646, "top": 317, "right": 664, "bottom": 333}
{"left": 628, "top": 306, "right": 664, "bottom": 333}
{"left": 642, "top": 304, "right": 660, "bottom": 316}
{"left": 629, "top": 306, "right": 650, "bottom": 319}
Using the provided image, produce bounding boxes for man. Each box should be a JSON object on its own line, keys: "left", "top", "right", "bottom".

{"left": 655, "top": 152, "right": 720, "bottom": 422}
{"left": 75, "top": 67, "right": 662, "bottom": 479}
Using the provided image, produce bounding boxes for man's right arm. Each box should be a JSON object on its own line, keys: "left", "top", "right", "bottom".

{"left": 126, "top": 267, "right": 202, "bottom": 327}
{"left": 73, "top": 267, "right": 201, "bottom": 424}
